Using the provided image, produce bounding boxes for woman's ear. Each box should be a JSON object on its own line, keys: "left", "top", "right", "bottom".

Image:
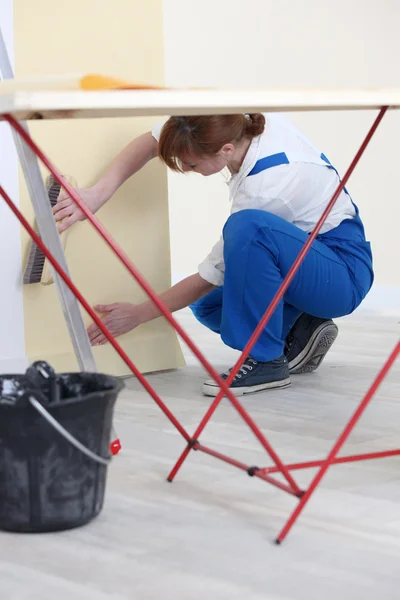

{"left": 219, "top": 143, "right": 235, "bottom": 158}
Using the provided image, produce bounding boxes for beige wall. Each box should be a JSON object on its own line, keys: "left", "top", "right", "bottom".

{"left": 15, "top": 0, "right": 184, "bottom": 374}
{"left": 163, "top": 0, "right": 400, "bottom": 289}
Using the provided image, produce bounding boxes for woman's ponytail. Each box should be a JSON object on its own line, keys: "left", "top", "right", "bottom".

{"left": 245, "top": 113, "right": 266, "bottom": 137}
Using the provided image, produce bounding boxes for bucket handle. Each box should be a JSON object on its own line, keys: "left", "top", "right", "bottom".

{"left": 29, "top": 396, "right": 110, "bottom": 466}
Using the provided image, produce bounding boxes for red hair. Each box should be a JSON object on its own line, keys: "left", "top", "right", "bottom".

{"left": 158, "top": 113, "right": 265, "bottom": 172}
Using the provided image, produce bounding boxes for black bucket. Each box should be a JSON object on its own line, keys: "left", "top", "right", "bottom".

{"left": 0, "top": 360, "right": 124, "bottom": 533}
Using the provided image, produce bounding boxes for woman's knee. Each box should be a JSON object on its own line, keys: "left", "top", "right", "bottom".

{"left": 190, "top": 287, "right": 223, "bottom": 314}
{"left": 189, "top": 298, "right": 208, "bottom": 319}
{"left": 223, "top": 209, "right": 280, "bottom": 244}
{"left": 189, "top": 299, "right": 222, "bottom": 334}
{"left": 223, "top": 210, "right": 281, "bottom": 259}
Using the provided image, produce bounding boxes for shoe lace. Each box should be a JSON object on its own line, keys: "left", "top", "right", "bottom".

{"left": 224, "top": 357, "right": 258, "bottom": 380}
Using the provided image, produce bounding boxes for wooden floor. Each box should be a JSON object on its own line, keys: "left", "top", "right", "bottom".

{"left": 1, "top": 308, "right": 399, "bottom": 600}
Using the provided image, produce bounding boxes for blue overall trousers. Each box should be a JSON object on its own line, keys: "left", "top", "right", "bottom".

{"left": 190, "top": 154, "right": 374, "bottom": 362}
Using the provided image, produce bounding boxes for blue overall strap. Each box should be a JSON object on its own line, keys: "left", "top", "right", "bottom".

{"left": 247, "top": 152, "right": 289, "bottom": 176}
{"left": 248, "top": 150, "right": 360, "bottom": 218}
{"left": 249, "top": 151, "right": 351, "bottom": 195}
{"left": 320, "top": 152, "right": 353, "bottom": 199}
{"left": 320, "top": 152, "right": 362, "bottom": 218}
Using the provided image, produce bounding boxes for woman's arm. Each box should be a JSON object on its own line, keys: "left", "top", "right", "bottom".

{"left": 136, "top": 273, "right": 215, "bottom": 323}
{"left": 92, "top": 131, "right": 158, "bottom": 203}
{"left": 54, "top": 131, "right": 158, "bottom": 232}
{"left": 87, "top": 273, "right": 216, "bottom": 345}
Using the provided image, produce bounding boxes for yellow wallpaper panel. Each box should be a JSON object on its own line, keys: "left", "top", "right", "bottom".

{"left": 14, "top": 0, "right": 185, "bottom": 375}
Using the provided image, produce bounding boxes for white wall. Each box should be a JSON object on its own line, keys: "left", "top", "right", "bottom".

{"left": 0, "top": 0, "right": 27, "bottom": 372}
{"left": 163, "top": 0, "right": 400, "bottom": 302}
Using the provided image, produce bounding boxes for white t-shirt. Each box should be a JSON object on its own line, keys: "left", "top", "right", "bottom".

{"left": 151, "top": 114, "right": 356, "bottom": 286}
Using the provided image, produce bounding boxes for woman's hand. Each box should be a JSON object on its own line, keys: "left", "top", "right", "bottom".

{"left": 87, "top": 273, "right": 215, "bottom": 346}
{"left": 87, "top": 302, "right": 140, "bottom": 346}
{"left": 53, "top": 186, "right": 104, "bottom": 233}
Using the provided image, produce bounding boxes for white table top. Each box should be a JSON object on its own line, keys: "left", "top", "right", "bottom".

{"left": 1, "top": 88, "right": 400, "bottom": 120}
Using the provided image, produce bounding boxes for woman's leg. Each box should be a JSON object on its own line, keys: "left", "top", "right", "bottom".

{"left": 189, "top": 287, "right": 223, "bottom": 334}
{"left": 220, "top": 209, "right": 368, "bottom": 362}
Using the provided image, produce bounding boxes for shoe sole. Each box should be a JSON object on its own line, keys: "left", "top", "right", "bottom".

{"left": 288, "top": 322, "right": 338, "bottom": 375}
{"left": 202, "top": 377, "right": 291, "bottom": 397}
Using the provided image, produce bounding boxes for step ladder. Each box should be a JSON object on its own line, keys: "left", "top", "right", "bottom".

{"left": 0, "top": 27, "right": 120, "bottom": 454}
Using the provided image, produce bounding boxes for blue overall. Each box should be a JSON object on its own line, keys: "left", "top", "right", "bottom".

{"left": 190, "top": 153, "right": 374, "bottom": 361}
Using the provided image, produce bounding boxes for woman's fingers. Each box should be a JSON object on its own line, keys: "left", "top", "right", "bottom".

{"left": 87, "top": 320, "right": 100, "bottom": 337}
{"left": 88, "top": 322, "right": 109, "bottom": 346}
{"left": 90, "top": 331, "right": 107, "bottom": 346}
{"left": 57, "top": 188, "right": 69, "bottom": 203}
{"left": 87, "top": 302, "right": 137, "bottom": 346}
{"left": 52, "top": 187, "right": 97, "bottom": 233}
{"left": 54, "top": 206, "right": 74, "bottom": 222}
{"left": 57, "top": 214, "right": 78, "bottom": 233}
{"left": 53, "top": 196, "right": 84, "bottom": 232}
{"left": 94, "top": 304, "right": 117, "bottom": 312}
{"left": 53, "top": 197, "right": 72, "bottom": 215}
{"left": 87, "top": 323, "right": 102, "bottom": 345}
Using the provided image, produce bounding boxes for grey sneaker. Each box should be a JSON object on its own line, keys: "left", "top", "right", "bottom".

{"left": 285, "top": 314, "right": 338, "bottom": 374}
{"left": 203, "top": 355, "right": 291, "bottom": 397}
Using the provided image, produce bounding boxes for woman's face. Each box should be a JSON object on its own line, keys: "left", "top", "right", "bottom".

{"left": 180, "top": 144, "right": 234, "bottom": 176}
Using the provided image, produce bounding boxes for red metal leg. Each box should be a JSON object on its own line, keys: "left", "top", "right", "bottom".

{"left": 168, "top": 389, "right": 302, "bottom": 492}
{"left": 168, "top": 107, "right": 389, "bottom": 479}
{"left": 262, "top": 448, "right": 400, "bottom": 474}
{"left": 195, "top": 443, "right": 302, "bottom": 497}
{"left": 5, "top": 113, "right": 302, "bottom": 494}
{"left": 0, "top": 184, "right": 191, "bottom": 442}
{"left": 276, "top": 341, "right": 400, "bottom": 544}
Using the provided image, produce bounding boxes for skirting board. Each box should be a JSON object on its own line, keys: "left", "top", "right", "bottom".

{"left": 355, "top": 285, "right": 400, "bottom": 316}
{"left": 0, "top": 355, "right": 30, "bottom": 374}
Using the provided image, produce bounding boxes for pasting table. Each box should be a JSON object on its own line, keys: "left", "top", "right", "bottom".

{"left": 1, "top": 80, "right": 399, "bottom": 544}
